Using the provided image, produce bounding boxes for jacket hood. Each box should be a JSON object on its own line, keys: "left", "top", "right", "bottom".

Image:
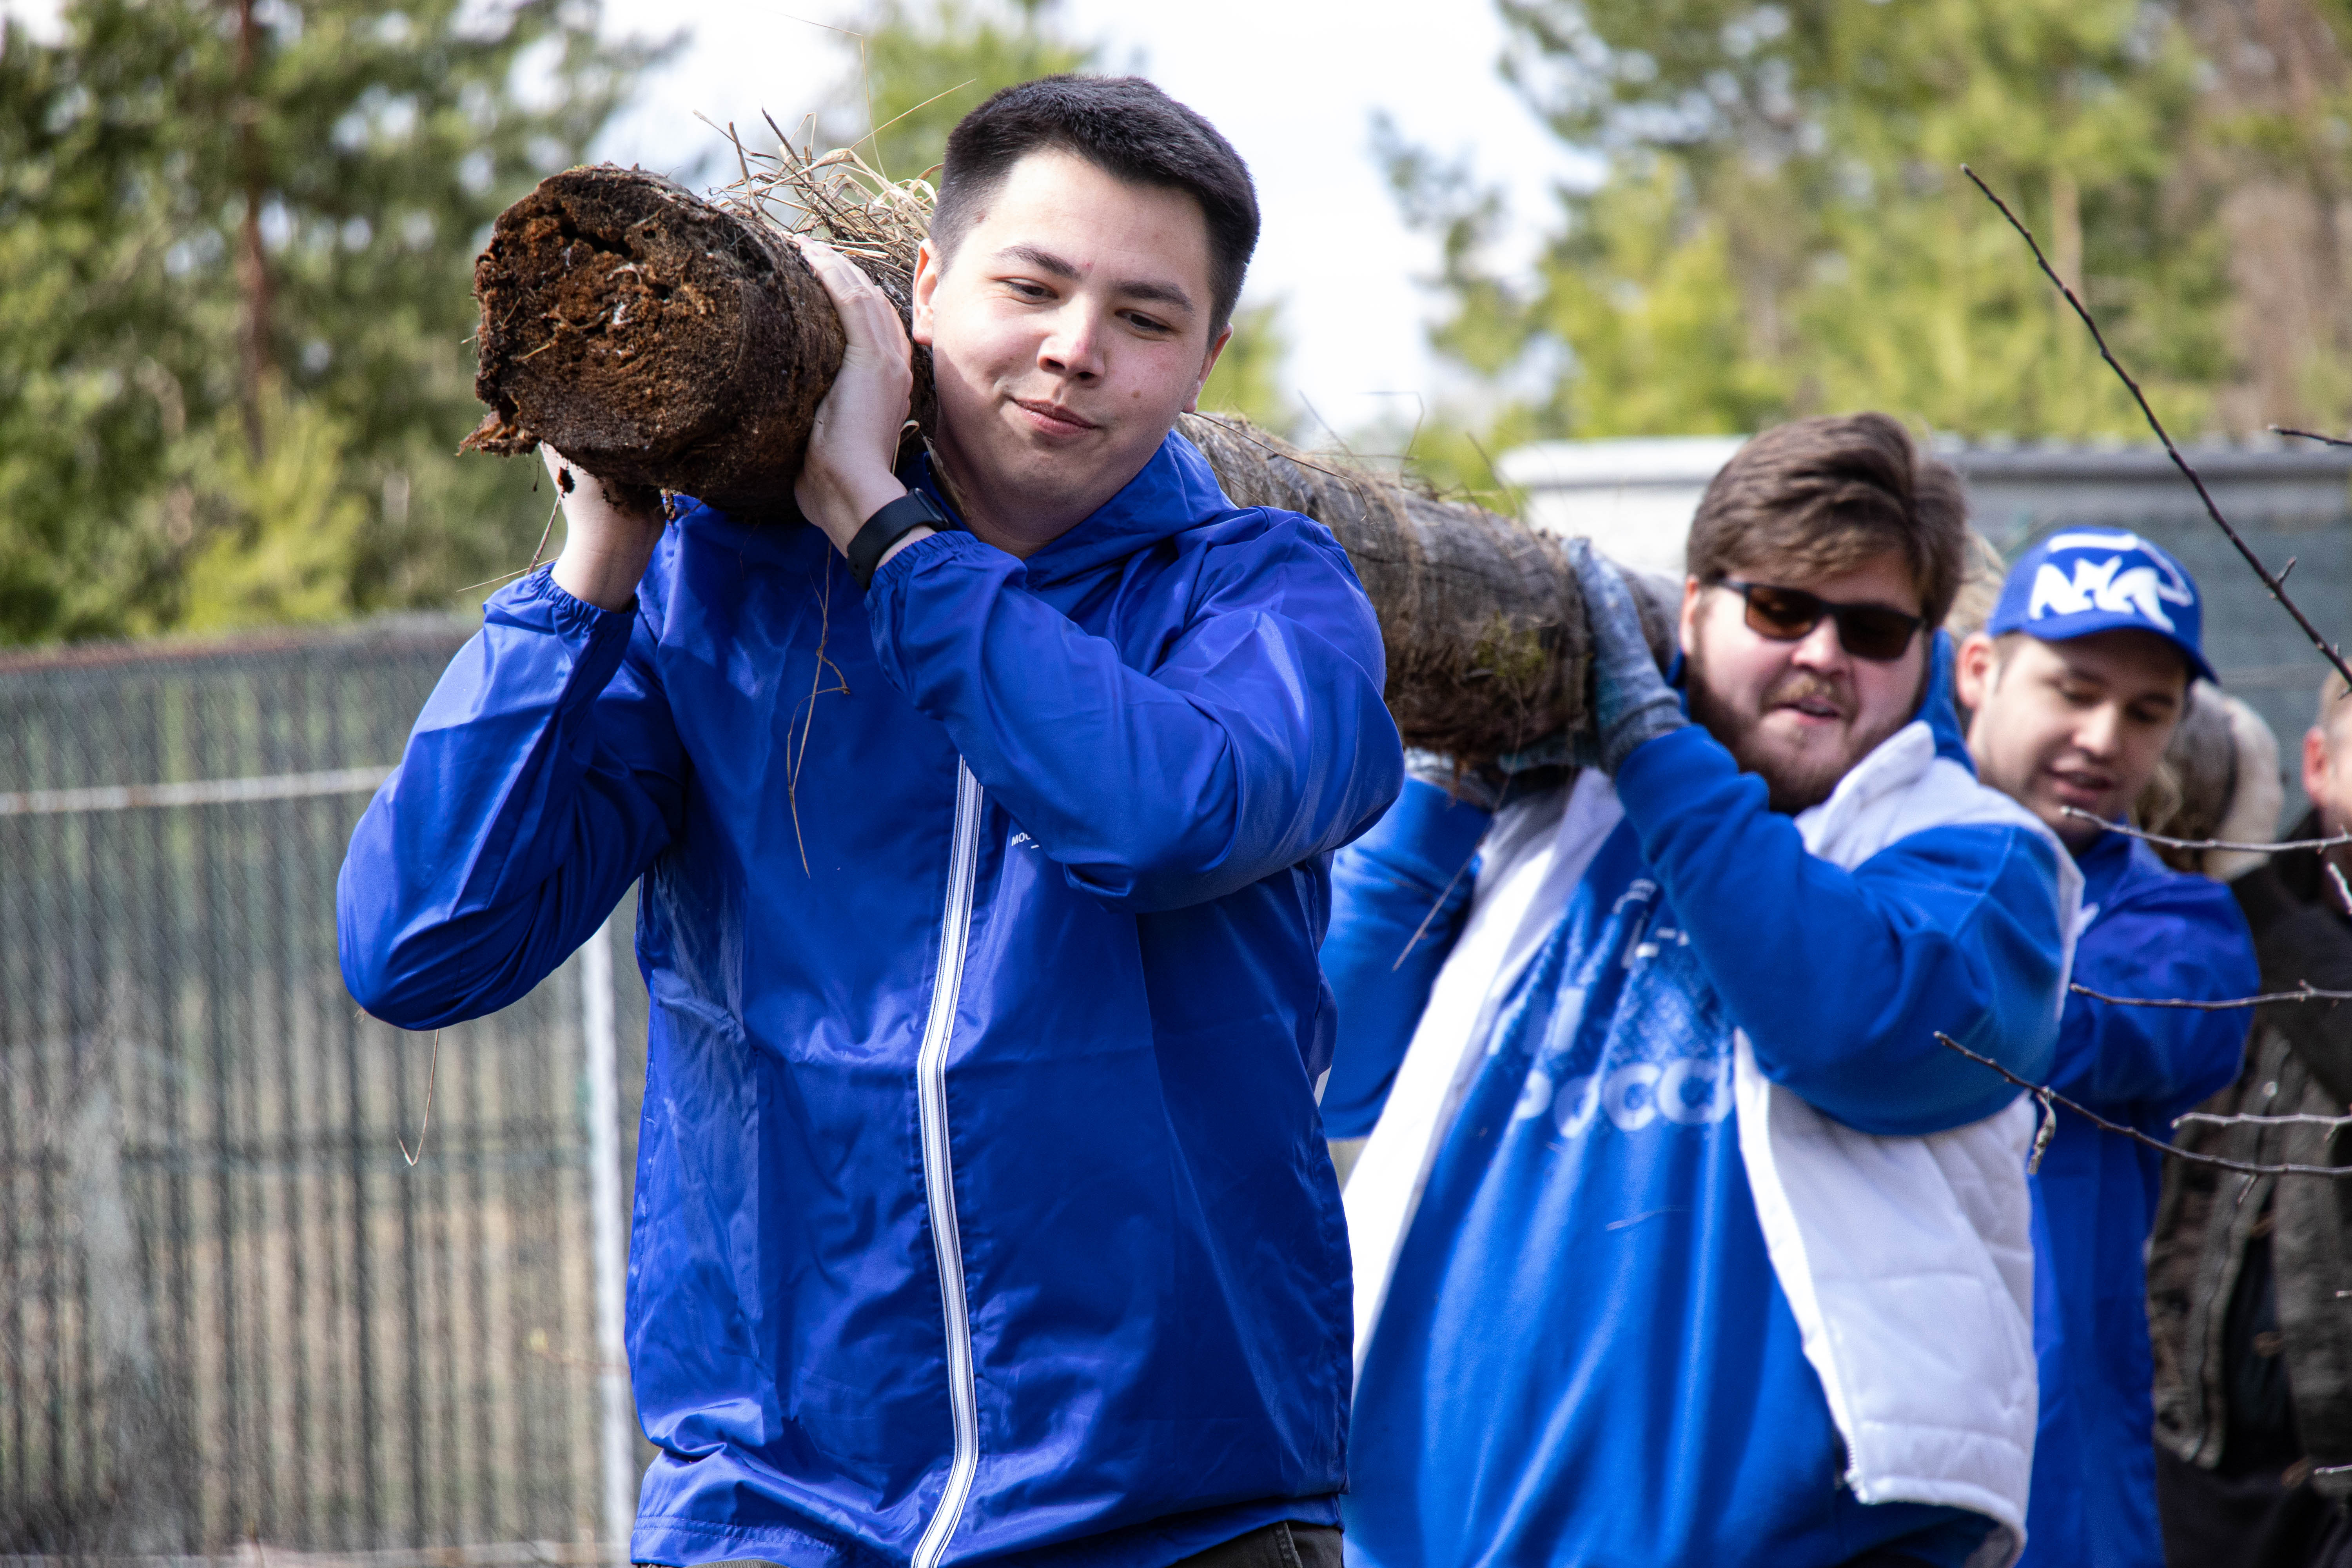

{"left": 916, "top": 427, "right": 1236, "bottom": 588}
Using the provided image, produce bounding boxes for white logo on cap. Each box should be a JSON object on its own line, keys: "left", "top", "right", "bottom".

{"left": 2026, "top": 531, "right": 2194, "bottom": 632}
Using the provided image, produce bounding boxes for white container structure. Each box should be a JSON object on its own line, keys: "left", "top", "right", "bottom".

{"left": 1495, "top": 431, "right": 2352, "bottom": 817}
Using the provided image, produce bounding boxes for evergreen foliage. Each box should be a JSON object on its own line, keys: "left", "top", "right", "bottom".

{"left": 1388, "top": 0, "right": 2320, "bottom": 482}
{"left": 0, "top": 0, "right": 661, "bottom": 642}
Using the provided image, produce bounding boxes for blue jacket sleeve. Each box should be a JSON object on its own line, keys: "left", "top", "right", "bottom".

{"left": 1317, "top": 779, "right": 1491, "bottom": 1136}
{"left": 2052, "top": 879, "right": 2256, "bottom": 1130}
{"left": 1613, "top": 726, "right": 2065, "bottom": 1135}
{"left": 864, "top": 523, "right": 1403, "bottom": 912}
{"left": 336, "top": 569, "right": 686, "bottom": 1029}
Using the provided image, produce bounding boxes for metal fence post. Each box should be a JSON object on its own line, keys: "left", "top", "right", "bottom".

{"left": 581, "top": 914, "right": 636, "bottom": 1561}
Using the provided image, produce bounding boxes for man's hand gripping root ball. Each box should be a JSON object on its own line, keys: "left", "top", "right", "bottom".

{"left": 789, "top": 237, "right": 929, "bottom": 568}
{"left": 1568, "top": 539, "right": 1686, "bottom": 774}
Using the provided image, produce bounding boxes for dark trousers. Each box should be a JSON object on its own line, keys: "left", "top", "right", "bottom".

{"left": 2157, "top": 1443, "right": 2352, "bottom": 1568}
{"left": 1174, "top": 1521, "right": 1343, "bottom": 1568}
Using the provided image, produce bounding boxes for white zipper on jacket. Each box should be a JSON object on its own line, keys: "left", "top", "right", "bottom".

{"left": 911, "top": 760, "right": 985, "bottom": 1568}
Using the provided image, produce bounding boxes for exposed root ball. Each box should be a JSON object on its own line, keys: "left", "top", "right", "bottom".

{"left": 463, "top": 166, "right": 844, "bottom": 517}
{"left": 1181, "top": 413, "right": 1677, "bottom": 763}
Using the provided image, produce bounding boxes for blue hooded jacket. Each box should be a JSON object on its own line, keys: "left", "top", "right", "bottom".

{"left": 2019, "top": 831, "right": 2253, "bottom": 1568}
{"left": 338, "top": 432, "right": 1403, "bottom": 1567}
{"left": 1325, "top": 638, "right": 2066, "bottom": 1568}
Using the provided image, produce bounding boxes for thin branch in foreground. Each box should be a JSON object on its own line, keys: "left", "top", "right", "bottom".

{"left": 2274, "top": 426, "right": 2352, "bottom": 450}
{"left": 2058, "top": 805, "right": 2352, "bottom": 854}
{"left": 1934, "top": 1032, "right": 2352, "bottom": 1178}
{"left": 1964, "top": 166, "right": 2352, "bottom": 695}
{"left": 1392, "top": 852, "right": 1475, "bottom": 972}
{"left": 397, "top": 1028, "right": 441, "bottom": 1167}
{"left": 2072, "top": 981, "right": 2352, "bottom": 1010}
{"left": 2177, "top": 1109, "right": 2352, "bottom": 1130}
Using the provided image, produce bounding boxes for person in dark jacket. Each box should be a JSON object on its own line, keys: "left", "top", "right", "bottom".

{"left": 1952, "top": 532, "right": 2258, "bottom": 1568}
{"left": 336, "top": 76, "right": 1401, "bottom": 1568}
{"left": 2150, "top": 670, "right": 2352, "bottom": 1568}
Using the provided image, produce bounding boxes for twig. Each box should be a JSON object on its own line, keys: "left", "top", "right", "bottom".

{"left": 784, "top": 552, "right": 851, "bottom": 875}
{"left": 1189, "top": 412, "right": 1364, "bottom": 487}
{"left": 1392, "top": 853, "right": 1475, "bottom": 972}
{"left": 2027, "top": 1086, "right": 2060, "bottom": 1174}
{"left": 450, "top": 488, "right": 568, "bottom": 598}
{"left": 2178, "top": 1109, "right": 2352, "bottom": 1130}
{"left": 1934, "top": 1032, "right": 2352, "bottom": 1177}
{"left": 2331, "top": 860, "right": 2352, "bottom": 917}
{"left": 397, "top": 1029, "right": 440, "bottom": 1167}
{"left": 1965, "top": 167, "right": 2352, "bottom": 695}
{"left": 2274, "top": 426, "right": 2352, "bottom": 449}
{"left": 2058, "top": 805, "right": 2352, "bottom": 853}
{"left": 2072, "top": 981, "right": 2352, "bottom": 1010}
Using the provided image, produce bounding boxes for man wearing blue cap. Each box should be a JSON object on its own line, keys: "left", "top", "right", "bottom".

{"left": 1954, "top": 528, "right": 2260, "bottom": 1568}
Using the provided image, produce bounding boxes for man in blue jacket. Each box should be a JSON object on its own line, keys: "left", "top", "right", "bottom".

{"left": 1325, "top": 414, "right": 2077, "bottom": 1568}
{"left": 1953, "top": 532, "right": 2258, "bottom": 1568}
{"left": 338, "top": 76, "right": 1401, "bottom": 1568}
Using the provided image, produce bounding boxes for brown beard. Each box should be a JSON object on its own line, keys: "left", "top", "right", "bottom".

{"left": 1685, "top": 646, "right": 1923, "bottom": 815}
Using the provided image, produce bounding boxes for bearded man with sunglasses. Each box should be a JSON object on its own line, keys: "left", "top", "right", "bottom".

{"left": 1321, "top": 414, "right": 2078, "bottom": 1568}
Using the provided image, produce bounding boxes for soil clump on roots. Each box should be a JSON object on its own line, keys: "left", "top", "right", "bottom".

{"left": 463, "top": 167, "right": 844, "bottom": 518}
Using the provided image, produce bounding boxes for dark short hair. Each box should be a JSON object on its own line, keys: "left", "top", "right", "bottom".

{"left": 931, "top": 75, "right": 1259, "bottom": 338}
{"left": 1686, "top": 413, "right": 1970, "bottom": 627}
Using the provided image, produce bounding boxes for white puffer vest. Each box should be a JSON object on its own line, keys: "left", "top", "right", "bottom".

{"left": 1343, "top": 720, "right": 2082, "bottom": 1568}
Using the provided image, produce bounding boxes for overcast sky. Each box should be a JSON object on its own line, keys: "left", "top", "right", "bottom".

{"left": 3, "top": 0, "right": 1587, "bottom": 437}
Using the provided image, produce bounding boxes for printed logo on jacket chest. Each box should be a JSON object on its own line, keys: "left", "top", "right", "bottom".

{"left": 1499, "top": 875, "right": 1736, "bottom": 1142}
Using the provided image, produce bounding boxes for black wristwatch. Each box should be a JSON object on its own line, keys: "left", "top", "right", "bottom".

{"left": 846, "top": 490, "right": 950, "bottom": 590}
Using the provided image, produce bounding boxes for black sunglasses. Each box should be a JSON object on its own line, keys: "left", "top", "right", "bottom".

{"left": 1712, "top": 579, "right": 1924, "bottom": 662}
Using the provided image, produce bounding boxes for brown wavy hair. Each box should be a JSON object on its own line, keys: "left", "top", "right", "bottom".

{"left": 1686, "top": 413, "right": 1969, "bottom": 626}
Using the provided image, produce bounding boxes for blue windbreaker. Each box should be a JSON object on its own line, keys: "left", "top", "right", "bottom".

{"left": 338, "top": 432, "right": 1403, "bottom": 1567}
{"left": 2018, "top": 831, "right": 2253, "bottom": 1568}
{"left": 1328, "top": 644, "right": 2065, "bottom": 1568}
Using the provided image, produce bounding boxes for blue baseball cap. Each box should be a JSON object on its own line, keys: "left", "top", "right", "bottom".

{"left": 1987, "top": 528, "right": 2216, "bottom": 684}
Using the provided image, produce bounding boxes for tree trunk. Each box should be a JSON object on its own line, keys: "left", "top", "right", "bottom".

{"left": 466, "top": 163, "right": 1661, "bottom": 762}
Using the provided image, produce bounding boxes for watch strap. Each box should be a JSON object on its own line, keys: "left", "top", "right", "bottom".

{"left": 846, "top": 490, "right": 949, "bottom": 590}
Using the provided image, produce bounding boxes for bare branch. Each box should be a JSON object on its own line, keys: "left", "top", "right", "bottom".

{"left": 2058, "top": 805, "right": 2352, "bottom": 853}
{"left": 2177, "top": 1109, "right": 2352, "bottom": 1130}
{"left": 1393, "top": 852, "right": 1476, "bottom": 972}
{"left": 2071, "top": 981, "right": 2352, "bottom": 1010}
{"left": 1964, "top": 167, "right": 2352, "bottom": 695}
{"left": 1934, "top": 1032, "right": 2352, "bottom": 1178}
{"left": 397, "top": 1027, "right": 441, "bottom": 1168}
{"left": 2274, "top": 425, "right": 2352, "bottom": 450}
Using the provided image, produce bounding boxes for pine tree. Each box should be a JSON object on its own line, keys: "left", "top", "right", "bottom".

{"left": 0, "top": 0, "right": 662, "bottom": 641}
{"left": 1388, "top": 0, "right": 2256, "bottom": 472}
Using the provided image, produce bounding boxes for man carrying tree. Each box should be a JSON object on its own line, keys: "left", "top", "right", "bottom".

{"left": 1950, "top": 533, "right": 2259, "bottom": 1568}
{"left": 1323, "top": 414, "right": 2078, "bottom": 1568}
{"left": 339, "top": 76, "right": 1399, "bottom": 1568}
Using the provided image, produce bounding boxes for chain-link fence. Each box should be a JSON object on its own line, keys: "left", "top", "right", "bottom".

{"left": 0, "top": 616, "right": 652, "bottom": 1563}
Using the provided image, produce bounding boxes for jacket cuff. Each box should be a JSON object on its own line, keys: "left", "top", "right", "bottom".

{"left": 484, "top": 566, "right": 639, "bottom": 702}
{"left": 1612, "top": 723, "right": 1736, "bottom": 826}
{"left": 864, "top": 525, "right": 969, "bottom": 592}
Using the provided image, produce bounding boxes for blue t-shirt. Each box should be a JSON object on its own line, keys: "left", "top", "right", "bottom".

{"left": 1345, "top": 821, "right": 1994, "bottom": 1568}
